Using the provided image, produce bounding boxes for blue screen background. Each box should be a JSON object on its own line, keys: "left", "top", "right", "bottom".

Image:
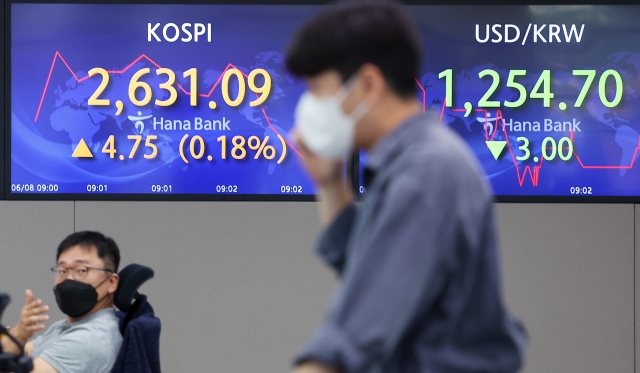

{"left": 11, "top": 4, "right": 319, "bottom": 195}
{"left": 11, "top": 4, "right": 640, "bottom": 197}
{"left": 363, "top": 5, "right": 640, "bottom": 197}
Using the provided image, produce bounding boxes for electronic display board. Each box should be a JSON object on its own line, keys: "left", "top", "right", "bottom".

{"left": 9, "top": 3, "right": 319, "bottom": 199}
{"left": 357, "top": 4, "right": 640, "bottom": 201}
{"left": 8, "top": 2, "right": 640, "bottom": 201}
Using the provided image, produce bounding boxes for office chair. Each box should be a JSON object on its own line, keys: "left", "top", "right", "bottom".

{"left": 111, "top": 264, "right": 161, "bottom": 373}
{"left": 0, "top": 293, "right": 32, "bottom": 373}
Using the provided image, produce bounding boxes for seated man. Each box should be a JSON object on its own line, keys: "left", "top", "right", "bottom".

{"left": 0, "top": 231, "right": 123, "bottom": 373}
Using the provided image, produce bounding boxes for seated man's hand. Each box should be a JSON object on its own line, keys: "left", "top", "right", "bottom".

{"left": 25, "top": 341, "right": 34, "bottom": 356}
{"left": 12, "top": 289, "right": 49, "bottom": 343}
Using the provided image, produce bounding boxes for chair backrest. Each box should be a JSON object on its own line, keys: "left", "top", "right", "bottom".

{"left": 114, "top": 264, "right": 154, "bottom": 312}
{"left": 111, "top": 264, "right": 161, "bottom": 373}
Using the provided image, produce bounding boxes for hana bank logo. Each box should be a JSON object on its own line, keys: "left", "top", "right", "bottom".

{"left": 477, "top": 115, "right": 498, "bottom": 136}
{"left": 128, "top": 111, "right": 153, "bottom": 133}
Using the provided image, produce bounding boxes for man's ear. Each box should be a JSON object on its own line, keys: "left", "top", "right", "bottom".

{"left": 358, "top": 63, "right": 386, "bottom": 102}
{"left": 107, "top": 273, "right": 119, "bottom": 294}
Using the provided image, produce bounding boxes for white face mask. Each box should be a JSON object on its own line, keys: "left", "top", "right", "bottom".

{"left": 294, "top": 79, "right": 371, "bottom": 160}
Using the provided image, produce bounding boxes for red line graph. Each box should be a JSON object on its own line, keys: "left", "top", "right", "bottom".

{"left": 440, "top": 102, "right": 640, "bottom": 186}
{"left": 570, "top": 129, "right": 640, "bottom": 170}
{"left": 40, "top": 55, "right": 640, "bottom": 184}
{"left": 34, "top": 51, "right": 301, "bottom": 158}
{"left": 415, "top": 78, "right": 426, "bottom": 113}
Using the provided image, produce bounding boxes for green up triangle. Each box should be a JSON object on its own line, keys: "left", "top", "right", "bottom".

{"left": 485, "top": 140, "right": 507, "bottom": 160}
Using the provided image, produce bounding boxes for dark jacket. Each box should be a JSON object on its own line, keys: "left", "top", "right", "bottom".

{"left": 111, "top": 295, "right": 161, "bottom": 373}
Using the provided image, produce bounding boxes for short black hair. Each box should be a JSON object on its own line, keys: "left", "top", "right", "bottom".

{"left": 56, "top": 231, "right": 121, "bottom": 272}
{"left": 285, "top": 0, "right": 422, "bottom": 98}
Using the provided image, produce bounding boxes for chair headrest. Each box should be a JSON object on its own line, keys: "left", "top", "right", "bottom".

{"left": 114, "top": 264, "right": 154, "bottom": 312}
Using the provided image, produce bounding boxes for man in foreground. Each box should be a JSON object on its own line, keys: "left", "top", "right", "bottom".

{"left": 1, "top": 231, "right": 123, "bottom": 373}
{"left": 286, "top": 2, "right": 527, "bottom": 372}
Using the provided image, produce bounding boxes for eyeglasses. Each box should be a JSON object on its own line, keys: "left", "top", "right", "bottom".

{"left": 50, "top": 265, "right": 113, "bottom": 281}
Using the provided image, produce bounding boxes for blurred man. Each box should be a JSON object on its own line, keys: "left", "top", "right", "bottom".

{"left": 286, "top": 2, "right": 526, "bottom": 372}
{"left": 0, "top": 231, "right": 123, "bottom": 373}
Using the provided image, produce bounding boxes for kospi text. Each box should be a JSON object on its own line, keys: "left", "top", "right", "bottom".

{"left": 148, "top": 23, "right": 212, "bottom": 42}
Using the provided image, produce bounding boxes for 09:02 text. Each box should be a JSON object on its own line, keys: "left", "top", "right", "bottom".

{"left": 570, "top": 187, "right": 592, "bottom": 195}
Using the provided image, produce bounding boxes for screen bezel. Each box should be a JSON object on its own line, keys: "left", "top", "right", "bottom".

{"left": 5, "top": 0, "right": 640, "bottom": 202}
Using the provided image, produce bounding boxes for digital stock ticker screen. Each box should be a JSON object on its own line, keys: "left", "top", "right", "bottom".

{"left": 9, "top": 3, "right": 318, "bottom": 199}
{"left": 357, "top": 4, "right": 640, "bottom": 201}
{"left": 7, "top": 3, "right": 640, "bottom": 201}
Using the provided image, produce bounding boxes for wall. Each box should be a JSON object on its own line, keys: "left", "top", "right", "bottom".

{"left": 499, "top": 204, "right": 634, "bottom": 373}
{"left": 0, "top": 201, "right": 635, "bottom": 373}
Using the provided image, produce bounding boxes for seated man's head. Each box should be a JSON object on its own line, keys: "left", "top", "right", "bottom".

{"left": 52, "top": 231, "right": 120, "bottom": 321}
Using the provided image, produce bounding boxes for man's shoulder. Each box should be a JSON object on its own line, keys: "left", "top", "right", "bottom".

{"left": 405, "top": 120, "right": 488, "bottom": 188}
{"left": 48, "top": 309, "right": 122, "bottom": 355}
{"left": 37, "top": 310, "right": 123, "bottom": 373}
{"left": 46, "top": 318, "right": 68, "bottom": 332}
{"left": 394, "top": 147, "right": 485, "bottom": 193}
{"left": 375, "top": 118, "right": 492, "bottom": 212}
{"left": 69, "top": 309, "right": 121, "bottom": 339}
{"left": 31, "top": 318, "right": 67, "bottom": 346}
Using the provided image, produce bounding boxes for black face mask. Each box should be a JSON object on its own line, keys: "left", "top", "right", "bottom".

{"left": 53, "top": 277, "right": 110, "bottom": 318}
